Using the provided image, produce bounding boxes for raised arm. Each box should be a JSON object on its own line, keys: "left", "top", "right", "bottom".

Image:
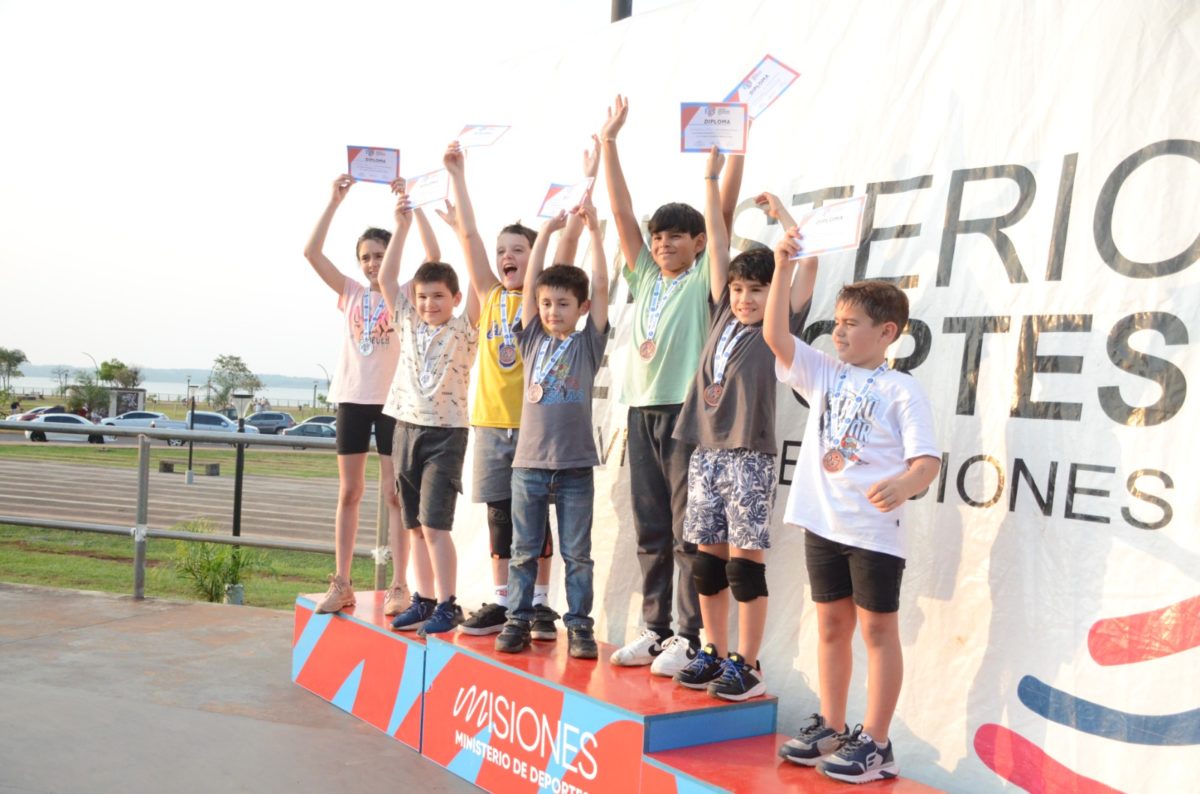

{"left": 703, "top": 146, "right": 728, "bottom": 302}
{"left": 522, "top": 211, "right": 568, "bottom": 327}
{"left": 755, "top": 192, "right": 813, "bottom": 312}
{"left": 552, "top": 135, "right": 601, "bottom": 266}
{"left": 719, "top": 152, "right": 745, "bottom": 236}
{"left": 379, "top": 193, "right": 414, "bottom": 319}
{"left": 598, "top": 96, "right": 645, "bottom": 271}
{"left": 765, "top": 228, "right": 804, "bottom": 368}
{"left": 443, "top": 140, "right": 499, "bottom": 307}
{"left": 576, "top": 199, "right": 608, "bottom": 331}
{"left": 302, "top": 174, "right": 354, "bottom": 294}
{"left": 414, "top": 208, "right": 440, "bottom": 263}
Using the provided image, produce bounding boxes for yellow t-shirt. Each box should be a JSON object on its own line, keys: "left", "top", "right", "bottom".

{"left": 471, "top": 284, "right": 525, "bottom": 428}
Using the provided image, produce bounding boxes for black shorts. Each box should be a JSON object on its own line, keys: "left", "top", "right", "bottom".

{"left": 392, "top": 422, "right": 468, "bottom": 531}
{"left": 335, "top": 403, "right": 396, "bottom": 456}
{"left": 804, "top": 530, "right": 905, "bottom": 613}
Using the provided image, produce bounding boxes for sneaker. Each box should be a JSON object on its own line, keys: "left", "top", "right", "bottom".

{"left": 818, "top": 725, "right": 898, "bottom": 783}
{"left": 707, "top": 653, "right": 766, "bottom": 701}
{"left": 458, "top": 602, "right": 507, "bottom": 635}
{"left": 531, "top": 604, "right": 560, "bottom": 641}
{"left": 417, "top": 596, "right": 462, "bottom": 637}
{"left": 673, "top": 643, "right": 723, "bottom": 689}
{"left": 383, "top": 585, "right": 410, "bottom": 616}
{"left": 315, "top": 574, "right": 355, "bottom": 614}
{"left": 390, "top": 592, "right": 435, "bottom": 632}
{"left": 567, "top": 626, "right": 598, "bottom": 659}
{"left": 650, "top": 635, "right": 695, "bottom": 677}
{"left": 779, "top": 713, "right": 848, "bottom": 767}
{"left": 609, "top": 628, "right": 664, "bottom": 666}
{"left": 495, "top": 619, "right": 532, "bottom": 653}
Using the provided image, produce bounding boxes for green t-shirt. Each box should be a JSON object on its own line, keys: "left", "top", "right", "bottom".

{"left": 621, "top": 247, "right": 711, "bottom": 407}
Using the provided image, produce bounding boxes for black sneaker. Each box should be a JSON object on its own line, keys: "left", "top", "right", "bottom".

{"left": 459, "top": 602, "right": 507, "bottom": 635}
{"left": 417, "top": 596, "right": 462, "bottom": 638}
{"left": 779, "top": 713, "right": 848, "bottom": 766}
{"left": 818, "top": 725, "right": 898, "bottom": 783}
{"left": 390, "top": 592, "right": 436, "bottom": 632}
{"left": 567, "top": 626, "right": 598, "bottom": 659}
{"left": 673, "top": 643, "right": 723, "bottom": 689}
{"left": 495, "top": 619, "right": 532, "bottom": 653}
{"left": 530, "top": 604, "right": 560, "bottom": 641}
{"left": 706, "top": 652, "right": 766, "bottom": 701}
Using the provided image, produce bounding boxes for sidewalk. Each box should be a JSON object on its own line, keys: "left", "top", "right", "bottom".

{"left": 0, "top": 584, "right": 472, "bottom": 794}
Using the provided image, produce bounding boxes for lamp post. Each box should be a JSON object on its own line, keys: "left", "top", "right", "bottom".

{"left": 185, "top": 380, "right": 199, "bottom": 485}
{"left": 312, "top": 380, "right": 318, "bottom": 413}
{"left": 82, "top": 352, "right": 99, "bottom": 375}
{"left": 316, "top": 364, "right": 331, "bottom": 410}
{"left": 230, "top": 391, "right": 253, "bottom": 538}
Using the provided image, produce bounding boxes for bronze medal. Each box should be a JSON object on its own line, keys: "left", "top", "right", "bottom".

{"left": 822, "top": 449, "right": 845, "bottom": 473}
{"left": 527, "top": 383, "right": 544, "bottom": 404}
{"left": 497, "top": 343, "right": 517, "bottom": 367}
{"left": 703, "top": 383, "right": 723, "bottom": 407}
{"left": 639, "top": 339, "right": 657, "bottom": 360}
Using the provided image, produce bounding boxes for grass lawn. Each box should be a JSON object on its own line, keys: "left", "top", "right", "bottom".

{"left": 0, "top": 440, "right": 373, "bottom": 480}
{"left": 0, "top": 523, "right": 381, "bottom": 610}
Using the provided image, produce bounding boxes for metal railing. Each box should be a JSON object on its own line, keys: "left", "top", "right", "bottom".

{"left": 0, "top": 420, "right": 390, "bottom": 598}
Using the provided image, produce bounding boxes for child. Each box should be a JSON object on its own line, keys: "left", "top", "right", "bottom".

{"left": 671, "top": 149, "right": 814, "bottom": 701}
{"left": 766, "top": 230, "right": 940, "bottom": 782}
{"left": 494, "top": 199, "right": 609, "bottom": 659}
{"left": 302, "top": 174, "right": 438, "bottom": 615}
{"left": 378, "top": 191, "right": 480, "bottom": 637}
{"left": 598, "top": 95, "right": 744, "bottom": 673}
{"left": 437, "top": 140, "right": 598, "bottom": 639}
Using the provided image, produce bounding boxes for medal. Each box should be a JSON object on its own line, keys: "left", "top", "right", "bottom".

{"left": 358, "top": 338, "right": 374, "bottom": 356}
{"left": 640, "top": 264, "right": 696, "bottom": 363}
{"left": 703, "top": 383, "right": 723, "bottom": 407}
{"left": 498, "top": 343, "right": 517, "bottom": 367}
{"left": 527, "top": 331, "right": 579, "bottom": 406}
{"left": 419, "top": 372, "right": 435, "bottom": 390}
{"left": 527, "top": 383, "right": 544, "bottom": 403}
{"left": 415, "top": 322, "right": 444, "bottom": 391}
{"left": 822, "top": 449, "right": 845, "bottom": 473}
{"left": 497, "top": 290, "right": 522, "bottom": 369}
{"left": 705, "top": 319, "right": 751, "bottom": 409}
{"left": 639, "top": 339, "right": 657, "bottom": 360}
{"left": 822, "top": 362, "right": 889, "bottom": 472}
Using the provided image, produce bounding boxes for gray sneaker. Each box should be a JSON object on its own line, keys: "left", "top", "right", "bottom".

{"left": 779, "top": 713, "right": 848, "bottom": 766}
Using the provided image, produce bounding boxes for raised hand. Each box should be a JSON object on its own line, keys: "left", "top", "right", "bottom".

{"left": 774, "top": 226, "right": 804, "bottom": 264}
{"left": 434, "top": 198, "right": 459, "bottom": 231}
{"left": 389, "top": 177, "right": 407, "bottom": 195}
{"left": 393, "top": 192, "right": 414, "bottom": 231}
{"left": 331, "top": 174, "right": 354, "bottom": 204}
{"left": 575, "top": 198, "right": 600, "bottom": 232}
{"left": 541, "top": 209, "right": 569, "bottom": 235}
{"left": 754, "top": 192, "right": 788, "bottom": 221}
{"left": 583, "top": 134, "right": 601, "bottom": 177}
{"left": 705, "top": 145, "right": 724, "bottom": 180}
{"left": 599, "top": 95, "right": 629, "bottom": 141}
{"left": 443, "top": 141, "right": 465, "bottom": 175}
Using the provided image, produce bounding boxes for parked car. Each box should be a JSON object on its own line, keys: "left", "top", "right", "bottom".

{"left": 281, "top": 422, "right": 337, "bottom": 447}
{"left": 25, "top": 413, "right": 105, "bottom": 443}
{"left": 101, "top": 410, "right": 190, "bottom": 444}
{"left": 184, "top": 411, "right": 261, "bottom": 434}
{"left": 7, "top": 406, "right": 65, "bottom": 422}
{"left": 244, "top": 411, "right": 296, "bottom": 435}
{"left": 302, "top": 415, "right": 337, "bottom": 426}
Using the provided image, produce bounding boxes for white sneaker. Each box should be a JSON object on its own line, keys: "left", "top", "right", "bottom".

{"left": 650, "top": 635, "right": 695, "bottom": 677}
{"left": 609, "top": 628, "right": 663, "bottom": 666}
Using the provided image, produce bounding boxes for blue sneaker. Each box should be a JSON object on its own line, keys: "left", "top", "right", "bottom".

{"left": 779, "top": 714, "right": 847, "bottom": 766}
{"left": 817, "top": 725, "right": 898, "bottom": 783}
{"left": 417, "top": 596, "right": 462, "bottom": 637}
{"left": 390, "top": 592, "right": 435, "bottom": 632}
{"left": 673, "top": 643, "right": 722, "bottom": 690}
{"left": 706, "top": 652, "right": 766, "bottom": 701}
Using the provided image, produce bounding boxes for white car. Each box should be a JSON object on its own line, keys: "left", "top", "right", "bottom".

{"left": 184, "top": 411, "right": 261, "bottom": 434}
{"left": 25, "top": 413, "right": 106, "bottom": 443}
{"left": 101, "top": 410, "right": 173, "bottom": 429}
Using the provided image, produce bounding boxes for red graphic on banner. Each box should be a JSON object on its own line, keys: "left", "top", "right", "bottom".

{"left": 1087, "top": 594, "right": 1200, "bottom": 666}
{"left": 974, "top": 723, "right": 1122, "bottom": 794}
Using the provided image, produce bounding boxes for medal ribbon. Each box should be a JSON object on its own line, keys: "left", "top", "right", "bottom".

{"left": 825, "top": 363, "right": 889, "bottom": 456}
{"left": 644, "top": 264, "right": 696, "bottom": 343}
{"left": 361, "top": 291, "right": 386, "bottom": 347}
{"left": 531, "top": 332, "right": 579, "bottom": 387}
{"left": 711, "top": 320, "right": 751, "bottom": 386}
{"left": 498, "top": 289, "right": 523, "bottom": 350}
{"left": 416, "top": 322, "right": 445, "bottom": 383}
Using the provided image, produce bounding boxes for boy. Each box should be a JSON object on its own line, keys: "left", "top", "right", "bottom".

{"left": 671, "top": 148, "right": 814, "bottom": 701}
{"left": 765, "top": 230, "right": 940, "bottom": 782}
{"left": 378, "top": 191, "right": 480, "bottom": 637}
{"left": 437, "top": 140, "right": 598, "bottom": 639}
{"left": 598, "top": 95, "right": 744, "bottom": 673}
{"left": 494, "top": 198, "right": 609, "bottom": 659}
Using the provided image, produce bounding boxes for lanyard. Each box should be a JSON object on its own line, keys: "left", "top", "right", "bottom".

{"left": 644, "top": 264, "right": 695, "bottom": 342}
{"left": 416, "top": 323, "right": 445, "bottom": 380}
{"left": 711, "top": 320, "right": 752, "bottom": 386}
{"left": 498, "top": 290, "right": 522, "bottom": 347}
{"left": 825, "top": 363, "right": 889, "bottom": 452}
{"left": 531, "top": 332, "right": 579, "bottom": 386}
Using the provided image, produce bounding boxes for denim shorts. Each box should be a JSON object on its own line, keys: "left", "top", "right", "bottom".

{"left": 471, "top": 426, "right": 518, "bottom": 503}
{"left": 804, "top": 529, "right": 905, "bottom": 613}
{"left": 392, "top": 421, "right": 468, "bottom": 530}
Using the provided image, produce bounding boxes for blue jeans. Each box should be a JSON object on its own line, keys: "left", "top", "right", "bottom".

{"left": 508, "top": 467, "right": 594, "bottom": 629}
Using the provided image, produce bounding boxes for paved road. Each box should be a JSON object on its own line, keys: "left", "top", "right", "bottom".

{"left": 0, "top": 455, "right": 385, "bottom": 550}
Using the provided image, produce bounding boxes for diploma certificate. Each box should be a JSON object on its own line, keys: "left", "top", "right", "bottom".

{"left": 458, "top": 125, "right": 511, "bottom": 147}
{"left": 791, "top": 196, "right": 868, "bottom": 258}
{"left": 405, "top": 169, "right": 449, "bottom": 207}
{"left": 724, "top": 54, "right": 801, "bottom": 120}
{"left": 680, "top": 103, "right": 748, "bottom": 154}
{"left": 347, "top": 146, "right": 400, "bottom": 185}
{"left": 537, "top": 177, "right": 594, "bottom": 218}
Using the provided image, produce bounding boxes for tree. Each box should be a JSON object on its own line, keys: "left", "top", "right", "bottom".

{"left": 0, "top": 347, "right": 28, "bottom": 392}
{"left": 66, "top": 371, "right": 110, "bottom": 416}
{"left": 207, "top": 354, "right": 263, "bottom": 408}
{"left": 52, "top": 366, "right": 72, "bottom": 395}
{"left": 97, "top": 358, "right": 142, "bottom": 388}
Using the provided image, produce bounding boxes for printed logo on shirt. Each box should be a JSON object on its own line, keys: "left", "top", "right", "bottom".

{"left": 821, "top": 388, "right": 881, "bottom": 463}
{"left": 539, "top": 362, "right": 585, "bottom": 405}
{"left": 351, "top": 311, "right": 394, "bottom": 346}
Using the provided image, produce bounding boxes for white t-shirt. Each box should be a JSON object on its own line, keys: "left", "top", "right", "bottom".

{"left": 776, "top": 339, "right": 939, "bottom": 559}
{"left": 327, "top": 278, "right": 399, "bottom": 405}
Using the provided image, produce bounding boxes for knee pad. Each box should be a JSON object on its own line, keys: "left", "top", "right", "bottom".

{"left": 487, "top": 500, "right": 513, "bottom": 559}
{"left": 693, "top": 551, "right": 729, "bottom": 596}
{"left": 726, "top": 557, "right": 768, "bottom": 602}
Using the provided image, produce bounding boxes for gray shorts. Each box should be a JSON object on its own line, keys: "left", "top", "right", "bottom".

{"left": 471, "top": 426, "right": 519, "bottom": 503}
{"left": 682, "top": 446, "right": 776, "bottom": 551}
{"left": 392, "top": 421, "right": 469, "bottom": 531}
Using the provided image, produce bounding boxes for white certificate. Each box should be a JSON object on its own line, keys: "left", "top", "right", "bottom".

{"left": 680, "top": 103, "right": 747, "bottom": 154}
{"left": 457, "top": 124, "right": 511, "bottom": 148}
{"left": 347, "top": 146, "right": 400, "bottom": 185}
{"left": 537, "top": 178, "right": 594, "bottom": 218}
{"left": 791, "top": 196, "right": 868, "bottom": 258}
{"left": 404, "top": 169, "right": 449, "bottom": 207}
{"left": 724, "top": 54, "right": 801, "bottom": 120}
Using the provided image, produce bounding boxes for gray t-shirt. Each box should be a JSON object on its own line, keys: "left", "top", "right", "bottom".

{"left": 512, "top": 317, "right": 610, "bottom": 470}
{"left": 674, "top": 289, "right": 808, "bottom": 455}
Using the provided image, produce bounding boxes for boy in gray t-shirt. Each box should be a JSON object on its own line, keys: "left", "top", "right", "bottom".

{"left": 495, "top": 200, "right": 610, "bottom": 660}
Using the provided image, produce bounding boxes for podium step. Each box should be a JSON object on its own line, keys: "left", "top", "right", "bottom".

{"left": 644, "top": 733, "right": 944, "bottom": 793}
